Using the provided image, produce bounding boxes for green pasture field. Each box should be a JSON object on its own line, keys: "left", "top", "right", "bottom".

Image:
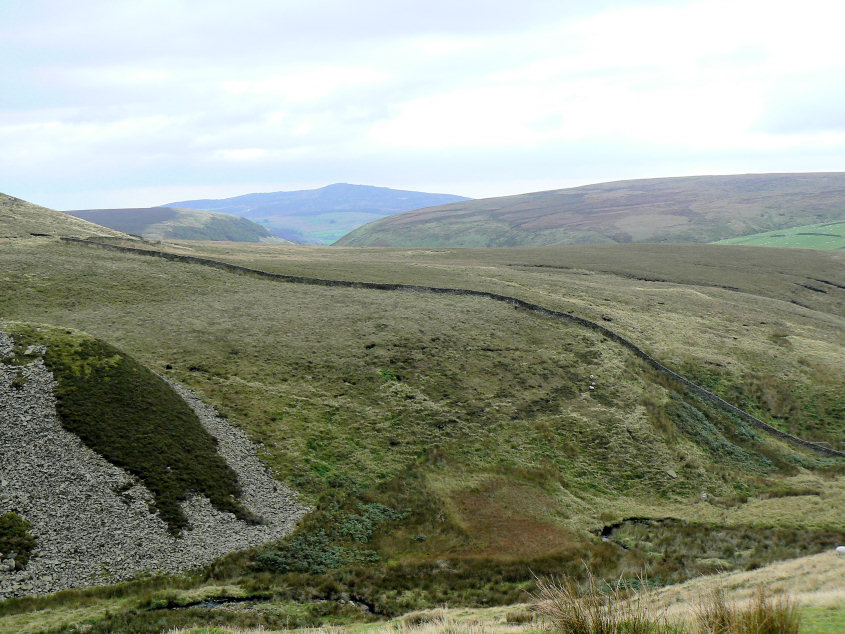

{"left": 715, "top": 221, "right": 845, "bottom": 250}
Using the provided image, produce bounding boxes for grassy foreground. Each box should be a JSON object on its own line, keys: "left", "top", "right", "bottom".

{"left": 0, "top": 237, "right": 842, "bottom": 632}
{"left": 3, "top": 552, "right": 841, "bottom": 632}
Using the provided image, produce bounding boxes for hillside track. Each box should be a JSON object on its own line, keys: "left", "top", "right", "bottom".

{"left": 62, "top": 237, "right": 845, "bottom": 459}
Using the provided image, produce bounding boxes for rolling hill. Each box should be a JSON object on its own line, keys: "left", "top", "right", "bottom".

{"left": 1, "top": 214, "right": 843, "bottom": 630}
{"left": 335, "top": 172, "right": 845, "bottom": 247}
{"left": 164, "top": 183, "right": 471, "bottom": 244}
{"left": 0, "top": 193, "right": 126, "bottom": 239}
{"left": 65, "top": 207, "right": 287, "bottom": 243}
{"left": 715, "top": 220, "right": 845, "bottom": 249}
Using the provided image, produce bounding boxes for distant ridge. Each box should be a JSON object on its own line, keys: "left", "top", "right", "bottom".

{"left": 66, "top": 207, "right": 288, "bottom": 243}
{"left": 0, "top": 193, "right": 126, "bottom": 239}
{"left": 164, "top": 183, "right": 470, "bottom": 244}
{"left": 335, "top": 172, "right": 845, "bottom": 247}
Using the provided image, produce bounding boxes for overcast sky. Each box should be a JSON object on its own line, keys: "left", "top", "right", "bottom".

{"left": 3, "top": 0, "right": 845, "bottom": 209}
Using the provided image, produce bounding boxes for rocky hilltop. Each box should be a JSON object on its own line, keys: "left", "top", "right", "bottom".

{"left": 0, "top": 329, "right": 306, "bottom": 598}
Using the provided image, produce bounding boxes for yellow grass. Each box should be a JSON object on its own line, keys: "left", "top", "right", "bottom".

{"left": 648, "top": 551, "right": 845, "bottom": 621}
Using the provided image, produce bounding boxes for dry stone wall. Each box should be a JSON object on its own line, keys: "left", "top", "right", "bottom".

{"left": 0, "top": 332, "right": 307, "bottom": 598}
{"left": 62, "top": 237, "right": 844, "bottom": 459}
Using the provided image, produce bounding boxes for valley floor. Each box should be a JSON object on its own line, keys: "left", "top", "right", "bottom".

{"left": 184, "top": 552, "right": 845, "bottom": 634}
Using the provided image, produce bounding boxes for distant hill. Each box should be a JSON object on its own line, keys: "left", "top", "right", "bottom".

{"left": 66, "top": 207, "right": 289, "bottom": 243}
{"left": 164, "top": 183, "right": 470, "bottom": 244}
{"left": 335, "top": 173, "right": 845, "bottom": 247}
{"left": 715, "top": 220, "right": 845, "bottom": 250}
{"left": 0, "top": 193, "right": 126, "bottom": 239}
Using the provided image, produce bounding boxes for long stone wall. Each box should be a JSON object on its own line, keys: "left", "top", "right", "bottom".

{"left": 60, "top": 237, "right": 845, "bottom": 459}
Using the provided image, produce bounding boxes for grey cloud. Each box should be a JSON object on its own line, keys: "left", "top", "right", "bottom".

{"left": 758, "top": 78, "right": 845, "bottom": 135}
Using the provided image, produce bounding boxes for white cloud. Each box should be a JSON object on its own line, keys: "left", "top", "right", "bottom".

{"left": 3, "top": 0, "right": 845, "bottom": 207}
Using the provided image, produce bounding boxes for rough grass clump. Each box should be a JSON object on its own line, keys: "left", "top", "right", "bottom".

{"left": 8, "top": 324, "right": 253, "bottom": 533}
{"left": 0, "top": 512, "right": 37, "bottom": 569}
{"left": 693, "top": 586, "right": 800, "bottom": 634}
{"left": 532, "top": 569, "right": 672, "bottom": 634}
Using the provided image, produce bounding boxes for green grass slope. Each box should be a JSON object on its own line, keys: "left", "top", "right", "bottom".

{"left": 0, "top": 193, "right": 126, "bottom": 239}
{"left": 1, "top": 323, "right": 252, "bottom": 533}
{"left": 715, "top": 220, "right": 845, "bottom": 249}
{"left": 66, "top": 207, "right": 289, "bottom": 243}
{"left": 335, "top": 172, "right": 845, "bottom": 247}
{"left": 0, "top": 239, "right": 842, "bottom": 630}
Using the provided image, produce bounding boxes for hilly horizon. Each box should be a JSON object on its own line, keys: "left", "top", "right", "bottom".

{"left": 335, "top": 172, "right": 845, "bottom": 247}
{"left": 66, "top": 206, "right": 289, "bottom": 243}
{"left": 163, "top": 183, "right": 470, "bottom": 244}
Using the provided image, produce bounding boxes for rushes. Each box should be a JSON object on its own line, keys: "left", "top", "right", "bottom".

{"left": 693, "top": 586, "right": 800, "bottom": 634}
{"left": 532, "top": 569, "right": 671, "bottom": 634}
{"left": 532, "top": 569, "right": 800, "bottom": 634}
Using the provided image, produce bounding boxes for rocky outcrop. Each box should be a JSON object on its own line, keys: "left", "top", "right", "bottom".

{"left": 0, "top": 333, "right": 307, "bottom": 598}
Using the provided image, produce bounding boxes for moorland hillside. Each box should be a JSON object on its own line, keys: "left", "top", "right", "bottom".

{"left": 0, "top": 228, "right": 845, "bottom": 629}
{"left": 0, "top": 208, "right": 842, "bottom": 630}
{"left": 0, "top": 193, "right": 126, "bottom": 239}
{"left": 165, "top": 183, "right": 470, "bottom": 244}
{"left": 65, "top": 207, "right": 288, "bottom": 243}
{"left": 336, "top": 172, "right": 845, "bottom": 247}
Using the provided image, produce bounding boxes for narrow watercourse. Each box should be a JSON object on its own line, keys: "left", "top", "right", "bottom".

{"left": 61, "top": 237, "right": 845, "bottom": 459}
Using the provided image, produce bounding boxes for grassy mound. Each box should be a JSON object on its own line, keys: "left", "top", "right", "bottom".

{"left": 0, "top": 192, "right": 126, "bottom": 239}
{"left": 0, "top": 512, "right": 36, "bottom": 569}
{"left": 4, "top": 324, "right": 252, "bottom": 533}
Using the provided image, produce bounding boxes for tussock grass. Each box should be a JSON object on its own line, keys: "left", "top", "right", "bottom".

{"left": 532, "top": 569, "right": 672, "bottom": 634}
{"left": 646, "top": 552, "right": 845, "bottom": 617}
{"left": 692, "top": 587, "right": 800, "bottom": 634}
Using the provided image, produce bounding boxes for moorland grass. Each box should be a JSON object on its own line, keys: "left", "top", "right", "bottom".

{"left": 0, "top": 194, "right": 125, "bottom": 239}
{"left": 181, "top": 241, "right": 844, "bottom": 442}
{"left": 4, "top": 323, "right": 253, "bottom": 533}
{"left": 0, "top": 238, "right": 842, "bottom": 632}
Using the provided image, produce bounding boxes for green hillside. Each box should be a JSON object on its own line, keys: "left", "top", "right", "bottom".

{"left": 0, "top": 237, "right": 842, "bottom": 631}
{"left": 715, "top": 220, "right": 845, "bottom": 249}
{"left": 335, "top": 172, "right": 845, "bottom": 247}
{"left": 66, "top": 207, "right": 289, "bottom": 243}
{"left": 0, "top": 193, "right": 127, "bottom": 239}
